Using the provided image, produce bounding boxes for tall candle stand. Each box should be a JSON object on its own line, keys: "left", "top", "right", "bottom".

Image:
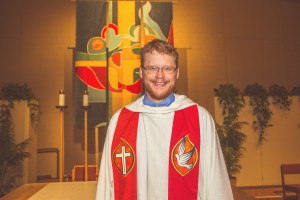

{"left": 81, "top": 105, "right": 91, "bottom": 181}
{"left": 56, "top": 90, "right": 67, "bottom": 182}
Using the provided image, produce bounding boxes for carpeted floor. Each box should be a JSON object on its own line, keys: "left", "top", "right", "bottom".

{"left": 239, "top": 185, "right": 298, "bottom": 200}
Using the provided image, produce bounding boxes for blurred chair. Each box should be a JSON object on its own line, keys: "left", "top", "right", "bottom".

{"left": 72, "top": 165, "right": 98, "bottom": 181}
{"left": 281, "top": 164, "right": 300, "bottom": 200}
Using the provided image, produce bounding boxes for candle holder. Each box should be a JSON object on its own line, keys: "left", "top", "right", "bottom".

{"left": 56, "top": 105, "right": 68, "bottom": 110}
{"left": 80, "top": 105, "right": 91, "bottom": 110}
{"left": 55, "top": 105, "right": 68, "bottom": 182}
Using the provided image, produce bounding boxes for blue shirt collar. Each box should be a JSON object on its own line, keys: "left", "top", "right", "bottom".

{"left": 143, "top": 93, "right": 175, "bottom": 107}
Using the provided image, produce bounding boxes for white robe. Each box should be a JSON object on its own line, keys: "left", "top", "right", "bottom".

{"left": 95, "top": 94, "right": 234, "bottom": 200}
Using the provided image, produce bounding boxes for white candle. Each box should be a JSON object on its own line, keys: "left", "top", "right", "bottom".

{"left": 58, "top": 90, "right": 65, "bottom": 106}
{"left": 83, "top": 91, "right": 89, "bottom": 106}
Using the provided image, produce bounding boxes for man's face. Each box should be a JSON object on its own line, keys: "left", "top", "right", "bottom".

{"left": 140, "top": 51, "right": 179, "bottom": 104}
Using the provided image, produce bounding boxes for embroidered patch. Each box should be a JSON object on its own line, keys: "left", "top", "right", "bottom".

{"left": 171, "top": 135, "right": 198, "bottom": 176}
{"left": 112, "top": 138, "right": 135, "bottom": 176}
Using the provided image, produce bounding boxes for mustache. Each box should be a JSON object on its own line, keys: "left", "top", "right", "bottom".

{"left": 152, "top": 77, "right": 168, "bottom": 81}
{"left": 151, "top": 79, "right": 169, "bottom": 84}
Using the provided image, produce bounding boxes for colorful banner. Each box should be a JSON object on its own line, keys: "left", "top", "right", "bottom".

{"left": 75, "top": 1, "right": 173, "bottom": 128}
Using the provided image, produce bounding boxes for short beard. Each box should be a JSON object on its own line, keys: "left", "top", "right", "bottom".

{"left": 143, "top": 83, "right": 175, "bottom": 103}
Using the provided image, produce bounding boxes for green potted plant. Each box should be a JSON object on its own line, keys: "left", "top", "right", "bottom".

{"left": 0, "top": 105, "right": 31, "bottom": 196}
{"left": 0, "top": 82, "right": 40, "bottom": 196}
{"left": 214, "top": 84, "right": 248, "bottom": 181}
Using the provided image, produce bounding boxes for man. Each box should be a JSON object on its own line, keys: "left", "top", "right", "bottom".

{"left": 96, "top": 39, "right": 233, "bottom": 200}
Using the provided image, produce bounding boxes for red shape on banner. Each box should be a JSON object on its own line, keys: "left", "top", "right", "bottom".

{"left": 118, "top": 79, "right": 142, "bottom": 94}
{"left": 76, "top": 66, "right": 106, "bottom": 90}
{"left": 76, "top": 66, "right": 141, "bottom": 94}
{"left": 168, "top": 21, "right": 174, "bottom": 46}
{"left": 111, "top": 51, "right": 121, "bottom": 67}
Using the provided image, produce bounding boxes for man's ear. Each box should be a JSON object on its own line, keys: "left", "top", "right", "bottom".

{"left": 176, "top": 68, "right": 180, "bottom": 79}
{"left": 139, "top": 67, "right": 143, "bottom": 78}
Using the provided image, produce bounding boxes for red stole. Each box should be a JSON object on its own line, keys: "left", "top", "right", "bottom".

{"left": 168, "top": 105, "right": 200, "bottom": 200}
{"left": 111, "top": 105, "right": 200, "bottom": 200}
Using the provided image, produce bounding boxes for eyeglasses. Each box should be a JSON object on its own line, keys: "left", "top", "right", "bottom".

{"left": 143, "top": 66, "right": 177, "bottom": 74}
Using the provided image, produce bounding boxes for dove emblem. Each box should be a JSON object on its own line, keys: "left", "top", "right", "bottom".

{"left": 171, "top": 135, "right": 198, "bottom": 176}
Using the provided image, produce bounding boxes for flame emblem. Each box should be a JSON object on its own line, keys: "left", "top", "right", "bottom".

{"left": 171, "top": 135, "right": 198, "bottom": 176}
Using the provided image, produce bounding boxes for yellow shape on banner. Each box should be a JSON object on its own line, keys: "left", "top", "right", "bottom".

{"left": 122, "top": 47, "right": 140, "bottom": 60}
{"left": 111, "top": 1, "right": 138, "bottom": 114}
{"left": 75, "top": 60, "right": 106, "bottom": 67}
{"left": 122, "top": 59, "right": 140, "bottom": 106}
{"left": 108, "top": 65, "right": 119, "bottom": 90}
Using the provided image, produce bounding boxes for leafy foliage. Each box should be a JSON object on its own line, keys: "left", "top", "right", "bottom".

{"left": 215, "top": 83, "right": 300, "bottom": 176}
{"left": 269, "top": 84, "right": 292, "bottom": 111}
{"left": 0, "top": 105, "right": 30, "bottom": 196}
{"left": 244, "top": 83, "right": 273, "bottom": 147}
{"left": 0, "top": 82, "right": 35, "bottom": 105}
{"left": 0, "top": 82, "right": 41, "bottom": 129}
{"left": 291, "top": 85, "right": 300, "bottom": 100}
{"left": 0, "top": 82, "right": 40, "bottom": 196}
{"left": 214, "top": 84, "right": 247, "bottom": 177}
{"left": 214, "top": 84, "right": 245, "bottom": 126}
{"left": 216, "top": 122, "right": 247, "bottom": 178}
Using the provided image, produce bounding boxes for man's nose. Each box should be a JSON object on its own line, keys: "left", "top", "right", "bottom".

{"left": 155, "top": 68, "right": 165, "bottom": 77}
